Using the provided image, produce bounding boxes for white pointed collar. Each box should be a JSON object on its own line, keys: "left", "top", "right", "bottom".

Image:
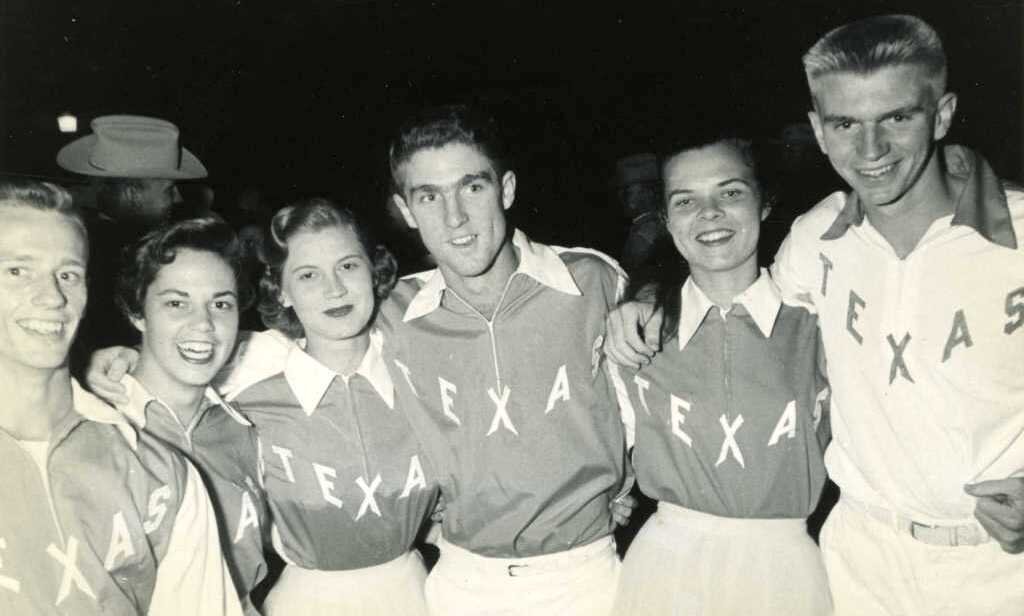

{"left": 402, "top": 229, "right": 582, "bottom": 321}
{"left": 117, "top": 373, "right": 252, "bottom": 429}
{"left": 71, "top": 379, "right": 139, "bottom": 449}
{"left": 677, "top": 268, "right": 782, "bottom": 351}
{"left": 283, "top": 328, "right": 395, "bottom": 415}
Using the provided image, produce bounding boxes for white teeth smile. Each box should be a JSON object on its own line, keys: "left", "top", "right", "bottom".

{"left": 859, "top": 163, "right": 896, "bottom": 178}
{"left": 451, "top": 235, "right": 475, "bottom": 246}
{"left": 696, "top": 230, "right": 734, "bottom": 243}
{"left": 19, "top": 319, "right": 64, "bottom": 336}
{"left": 177, "top": 342, "right": 214, "bottom": 362}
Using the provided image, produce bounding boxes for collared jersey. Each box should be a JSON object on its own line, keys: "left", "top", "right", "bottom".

{"left": 117, "top": 376, "right": 267, "bottom": 611}
{"left": 772, "top": 145, "right": 1024, "bottom": 524}
{"left": 219, "top": 231, "right": 631, "bottom": 559}
{"left": 231, "top": 330, "right": 440, "bottom": 570}
{"left": 378, "top": 230, "right": 631, "bottom": 557}
{"left": 612, "top": 271, "right": 829, "bottom": 518}
{"left": 0, "top": 380, "right": 241, "bottom": 616}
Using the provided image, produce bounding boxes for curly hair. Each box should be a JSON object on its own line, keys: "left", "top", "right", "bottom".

{"left": 258, "top": 197, "right": 398, "bottom": 339}
{"left": 116, "top": 215, "right": 252, "bottom": 320}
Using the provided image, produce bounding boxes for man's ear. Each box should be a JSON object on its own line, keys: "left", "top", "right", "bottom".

{"left": 808, "top": 110, "right": 828, "bottom": 155}
{"left": 501, "top": 171, "right": 516, "bottom": 211}
{"left": 392, "top": 194, "right": 418, "bottom": 229}
{"left": 761, "top": 204, "right": 772, "bottom": 222}
{"left": 933, "top": 91, "right": 958, "bottom": 141}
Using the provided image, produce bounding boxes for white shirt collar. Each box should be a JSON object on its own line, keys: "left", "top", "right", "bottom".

{"left": 677, "top": 268, "right": 782, "bottom": 350}
{"left": 283, "top": 328, "right": 395, "bottom": 415}
{"left": 402, "top": 229, "right": 582, "bottom": 321}
{"left": 117, "top": 373, "right": 252, "bottom": 429}
{"left": 71, "top": 379, "right": 139, "bottom": 449}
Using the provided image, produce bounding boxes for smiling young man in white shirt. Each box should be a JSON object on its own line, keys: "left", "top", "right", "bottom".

{"left": 0, "top": 180, "right": 241, "bottom": 616}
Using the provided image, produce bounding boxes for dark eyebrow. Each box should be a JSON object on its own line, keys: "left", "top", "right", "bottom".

{"left": 666, "top": 188, "right": 694, "bottom": 200}
{"left": 287, "top": 263, "right": 317, "bottom": 275}
{"left": 409, "top": 170, "right": 496, "bottom": 195}
{"left": 458, "top": 171, "right": 495, "bottom": 186}
{"left": 881, "top": 104, "right": 925, "bottom": 119}
{"left": 821, "top": 113, "right": 857, "bottom": 124}
{"left": 0, "top": 254, "right": 85, "bottom": 267}
{"left": 212, "top": 290, "right": 238, "bottom": 299}
{"left": 823, "top": 104, "right": 924, "bottom": 125}
{"left": 717, "top": 178, "right": 754, "bottom": 189}
{"left": 155, "top": 289, "right": 189, "bottom": 298}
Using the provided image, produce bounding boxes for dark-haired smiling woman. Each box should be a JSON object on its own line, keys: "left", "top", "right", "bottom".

{"left": 113, "top": 216, "right": 268, "bottom": 615}
{"left": 608, "top": 137, "right": 832, "bottom": 615}
{"left": 229, "top": 199, "right": 440, "bottom": 615}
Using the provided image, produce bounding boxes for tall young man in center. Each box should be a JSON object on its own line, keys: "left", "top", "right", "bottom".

{"left": 381, "top": 105, "right": 630, "bottom": 616}
{"left": 88, "top": 104, "right": 631, "bottom": 615}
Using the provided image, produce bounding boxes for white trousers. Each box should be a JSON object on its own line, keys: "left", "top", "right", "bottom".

{"left": 425, "top": 535, "right": 620, "bottom": 616}
{"left": 263, "top": 550, "right": 429, "bottom": 616}
{"left": 822, "top": 497, "right": 1024, "bottom": 616}
{"left": 613, "top": 503, "right": 832, "bottom": 616}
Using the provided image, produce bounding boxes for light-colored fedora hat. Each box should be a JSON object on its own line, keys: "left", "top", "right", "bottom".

{"left": 57, "top": 115, "right": 207, "bottom": 179}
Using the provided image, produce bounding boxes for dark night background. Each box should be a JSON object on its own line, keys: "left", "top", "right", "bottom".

{"left": 1, "top": 0, "right": 1021, "bottom": 263}
{"left": 1, "top": 0, "right": 1020, "bottom": 568}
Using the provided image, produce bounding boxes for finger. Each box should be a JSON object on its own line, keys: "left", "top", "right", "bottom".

{"left": 605, "top": 304, "right": 658, "bottom": 363}
{"left": 615, "top": 494, "right": 638, "bottom": 509}
{"left": 975, "top": 495, "right": 1024, "bottom": 532}
{"left": 119, "top": 347, "right": 141, "bottom": 372}
{"left": 966, "top": 478, "right": 1024, "bottom": 500}
{"left": 622, "top": 320, "right": 656, "bottom": 358}
{"left": 610, "top": 504, "right": 631, "bottom": 527}
{"left": 974, "top": 508, "right": 1024, "bottom": 554}
{"left": 640, "top": 308, "right": 664, "bottom": 351}
{"left": 603, "top": 319, "right": 648, "bottom": 368}
{"left": 108, "top": 357, "right": 131, "bottom": 382}
{"left": 615, "top": 314, "right": 657, "bottom": 365}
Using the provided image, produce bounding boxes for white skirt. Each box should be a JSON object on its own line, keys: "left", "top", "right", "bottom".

{"left": 263, "top": 550, "right": 429, "bottom": 616}
{"left": 613, "top": 503, "right": 832, "bottom": 616}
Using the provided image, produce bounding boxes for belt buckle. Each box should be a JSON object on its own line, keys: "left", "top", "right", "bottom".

{"left": 910, "top": 521, "right": 959, "bottom": 546}
{"left": 507, "top": 563, "right": 527, "bottom": 577}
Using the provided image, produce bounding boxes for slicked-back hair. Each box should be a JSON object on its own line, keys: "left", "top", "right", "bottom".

{"left": 803, "top": 14, "right": 947, "bottom": 101}
{"left": 0, "top": 179, "right": 87, "bottom": 239}
{"left": 116, "top": 215, "right": 252, "bottom": 320}
{"left": 387, "top": 104, "right": 509, "bottom": 193}
{"left": 258, "top": 197, "right": 398, "bottom": 339}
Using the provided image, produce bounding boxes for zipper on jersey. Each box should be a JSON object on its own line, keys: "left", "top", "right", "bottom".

{"left": 722, "top": 310, "right": 733, "bottom": 417}
{"left": 448, "top": 273, "right": 518, "bottom": 391}
{"left": 42, "top": 444, "right": 68, "bottom": 546}
{"left": 343, "top": 380, "right": 372, "bottom": 480}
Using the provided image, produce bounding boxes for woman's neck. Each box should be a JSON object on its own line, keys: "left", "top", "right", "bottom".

{"left": 690, "top": 263, "right": 760, "bottom": 310}
{"left": 132, "top": 358, "right": 207, "bottom": 428}
{"left": 306, "top": 331, "right": 371, "bottom": 377}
